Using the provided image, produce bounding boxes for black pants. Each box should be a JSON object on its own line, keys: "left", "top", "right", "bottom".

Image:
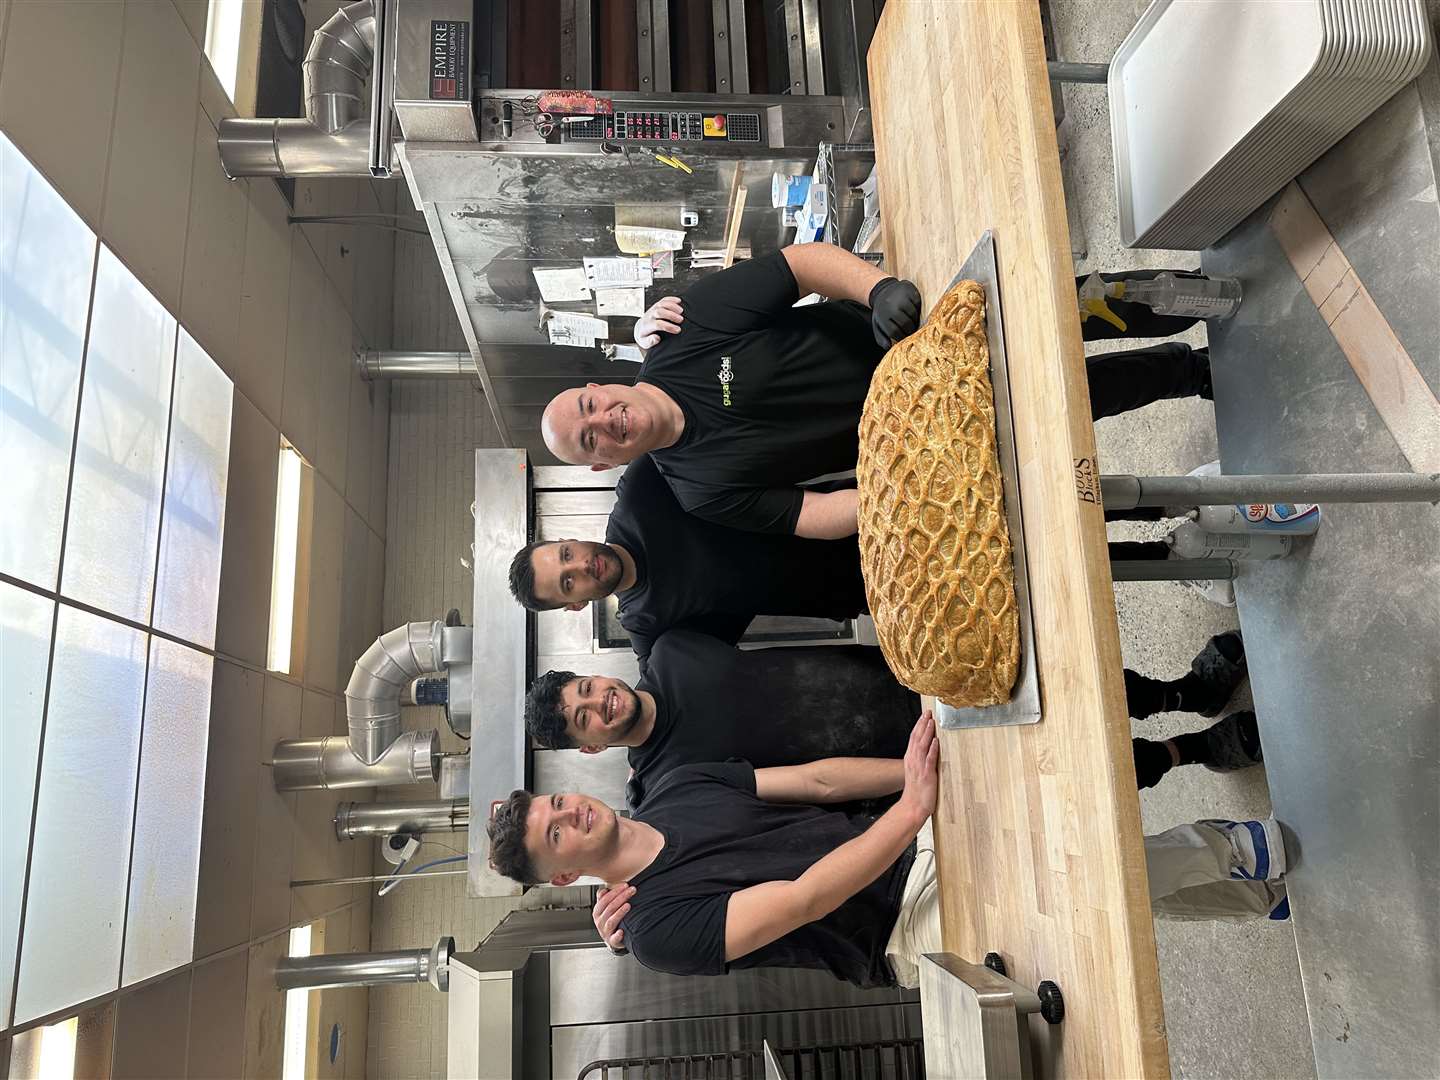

{"left": 1087, "top": 341, "right": 1210, "bottom": 421}
{"left": 1085, "top": 340, "right": 1210, "bottom": 563}
{"left": 1077, "top": 269, "right": 1204, "bottom": 342}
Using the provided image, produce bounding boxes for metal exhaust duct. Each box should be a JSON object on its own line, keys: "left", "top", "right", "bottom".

{"left": 333, "top": 799, "right": 470, "bottom": 839}
{"left": 272, "top": 730, "right": 439, "bottom": 791}
{"left": 217, "top": 0, "right": 377, "bottom": 178}
{"left": 347, "top": 620, "right": 446, "bottom": 764}
{"left": 355, "top": 350, "right": 477, "bottom": 380}
{"left": 275, "top": 937, "right": 454, "bottom": 992}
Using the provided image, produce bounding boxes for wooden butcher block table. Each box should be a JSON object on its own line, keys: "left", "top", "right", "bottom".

{"left": 869, "top": 3, "right": 1169, "bottom": 1077}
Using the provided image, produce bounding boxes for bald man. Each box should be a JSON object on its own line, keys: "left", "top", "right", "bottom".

{"left": 540, "top": 246, "right": 1215, "bottom": 541}
{"left": 541, "top": 244, "right": 921, "bottom": 539}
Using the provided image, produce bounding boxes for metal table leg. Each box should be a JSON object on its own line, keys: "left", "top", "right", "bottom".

{"left": 1111, "top": 558, "right": 1235, "bottom": 582}
{"left": 1047, "top": 60, "right": 1110, "bottom": 83}
{"left": 1101, "top": 472, "right": 1440, "bottom": 509}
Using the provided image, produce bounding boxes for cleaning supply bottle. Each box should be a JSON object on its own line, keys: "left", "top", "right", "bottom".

{"left": 1194, "top": 502, "right": 1321, "bottom": 534}
{"left": 1118, "top": 273, "right": 1242, "bottom": 319}
{"left": 1166, "top": 520, "right": 1292, "bottom": 560}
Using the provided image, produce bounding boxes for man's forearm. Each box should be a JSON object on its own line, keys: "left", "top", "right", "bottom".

{"left": 795, "top": 488, "right": 859, "bottom": 538}
{"left": 793, "top": 799, "right": 927, "bottom": 924}
{"left": 782, "top": 244, "right": 889, "bottom": 305}
{"left": 791, "top": 758, "right": 904, "bottom": 803}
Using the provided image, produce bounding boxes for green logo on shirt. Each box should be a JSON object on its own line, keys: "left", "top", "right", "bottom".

{"left": 718, "top": 356, "right": 734, "bottom": 406}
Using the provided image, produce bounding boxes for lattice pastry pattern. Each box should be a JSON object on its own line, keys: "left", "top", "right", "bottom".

{"left": 857, "top": 279, "right": 1019, "bottom": 707}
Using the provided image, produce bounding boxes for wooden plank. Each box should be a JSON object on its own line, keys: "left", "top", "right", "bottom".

{"left": 868, "top": 3, "right": 1168, "bottom": 1077}
{"left": 1268, "top": 182, "right": 1440, "bottom": 472}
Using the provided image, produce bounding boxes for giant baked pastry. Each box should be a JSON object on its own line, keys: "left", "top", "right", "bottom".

{"left": 857, "top": 278, "right": 1019, "bottom": 707}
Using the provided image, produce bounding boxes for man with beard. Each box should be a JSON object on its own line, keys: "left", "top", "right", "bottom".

{"left": 524, "top": 629, "right": 918, "bottom": 807}
{"left": 524, "top": 629, "right": 1263, "bottom": 811}
{"left": 507, "top": 453, "right": 866, "bottom": 661}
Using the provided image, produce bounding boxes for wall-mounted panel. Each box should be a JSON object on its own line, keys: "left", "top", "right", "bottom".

{"left": 15, "top": 607, "right": 146, "bottom": 1023}
{"left": 62, "top": 247, "right": 177, "bottom": 623}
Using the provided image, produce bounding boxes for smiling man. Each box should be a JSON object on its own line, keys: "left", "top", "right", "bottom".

{"left": 488, "top": 713, "right": 1291, "bottom": 989}
{"left": 539, "top": 244, "right": 921, "bottom": 539}
{"left": 525, "top": 627, "right": 1263, "bottom": 808}
{"left": 507, "top": 453, "right": 867, "bottom": 660}
{"left": 540, "top": 247, "right": 1221, "bottom": 541}
{"left": 524, "top": 629, "right": 918, "bottom": 807}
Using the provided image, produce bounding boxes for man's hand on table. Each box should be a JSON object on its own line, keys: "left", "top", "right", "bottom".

{"left": 868, "top": 277, "right": 923, "bottom": 348}
{"left": 898, "top": 709, "right": 940, "bottom": 825}
{"left": 635, "top": 297, "right": 684, "bottom": 350}
{"left": 594, "top": 882, "right": 634, "bottom": 953}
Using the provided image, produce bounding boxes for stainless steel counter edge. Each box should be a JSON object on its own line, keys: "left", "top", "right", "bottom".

{"left": 468, "top": 448, "right": 530, "bottom": 896}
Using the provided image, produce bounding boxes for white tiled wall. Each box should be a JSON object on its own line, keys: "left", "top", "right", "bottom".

{"left": 0, "top": 0, "right": 399, "bottom": 1072}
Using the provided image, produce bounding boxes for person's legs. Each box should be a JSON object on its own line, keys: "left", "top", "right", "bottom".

{"left": 1109, "top": 539, "right": 1170, "bottom": 562}
{"left": 1132, "top": 711, "right": 1264, "bottom": 789}
{"left": 1078, "top": 269, "right": 1206, "bottom": 341}
{"left": 1125, "top": 632, "right": 1246, "bottom": 719}
{"left": 1087, "top": 342, "right": 1211, "bottom": 421}
{"left": 1146, "top": 818, "right": 1289, "bottom": 920}
{"left": 884, "top": 819, "right": 942, "bottom": 989}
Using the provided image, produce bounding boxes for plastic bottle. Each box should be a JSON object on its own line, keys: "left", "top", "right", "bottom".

{"left": 1194, "top": 502, "right": 1321, "bottom": 534}
{"left": 1165, "top": 521, "right": 1292, "bottom": 560}
{"left": 1121, "top": 273, "right": 1243, "bottom": 319}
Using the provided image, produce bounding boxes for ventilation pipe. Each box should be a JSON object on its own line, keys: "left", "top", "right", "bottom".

{"left": 275, "top": 937, "right": 454, "bottom": 992}
{"left": 217, "top": 0, "right": 377, "bottom": 178}
{"left": 356, "top": 351, "right": 477, "bottom": 380}
{"left": 272, "top": 730, "right": 439, "bottom": 791}
{"left": 334, "top": 799, "right": 470, "bottom": 840}
{"left": 347, "top": 620, "right": 449, "bottom": 764}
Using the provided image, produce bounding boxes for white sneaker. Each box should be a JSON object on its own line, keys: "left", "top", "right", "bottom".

{"left": 1206, "top": 816, "right": 1286, "bottom": 881}
{"left": 1169, "top": 550, "right": 1238, "bottom": 606}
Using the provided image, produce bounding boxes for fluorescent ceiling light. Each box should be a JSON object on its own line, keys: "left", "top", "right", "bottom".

{"left": 204, "top": 0, "right": 244, "bottom": 101}
{"left": 282, "top": 924, "right": 315, "bottom": 1080}
{"left": 39, "top": 1016, "right": 78, "bottom": 1080}
{"left": 266, "top": 444, "right": 304, "bottom": 673}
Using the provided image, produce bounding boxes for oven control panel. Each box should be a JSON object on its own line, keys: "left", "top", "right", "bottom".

{"left": 565, "top": 110, "right": 761, "bottom": 143}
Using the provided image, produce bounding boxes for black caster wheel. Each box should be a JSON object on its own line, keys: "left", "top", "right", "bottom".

{"left": 983, "top": 952, "right": 1008, "bottom": 977}
{"left": 1038, "top": 980, "right": 1064, "bottom": 1025}
{"left": 445, "top": 608, "right": 462, "bottom": 627}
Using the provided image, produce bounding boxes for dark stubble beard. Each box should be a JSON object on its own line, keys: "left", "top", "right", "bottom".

{"left": 595, "top": 541, "right": 625, "bottom": 593}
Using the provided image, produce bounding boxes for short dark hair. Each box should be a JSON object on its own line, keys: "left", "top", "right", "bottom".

{"left": 526, "top": 670, "right": 578, "bottom": 749}
{"left": 487, "top": 790, "right": 541, "bottom": 884}
{"left": 508, "top": 541, "right": 560, "bottom": 612}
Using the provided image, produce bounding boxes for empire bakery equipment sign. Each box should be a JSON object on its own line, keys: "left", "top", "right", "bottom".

{"left": 430, "top": 20, "right": 469, "bottom": 100}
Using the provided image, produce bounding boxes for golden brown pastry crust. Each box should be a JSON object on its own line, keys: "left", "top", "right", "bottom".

{"left": 857, "top": 278, "right": 1019, "bottom": 707}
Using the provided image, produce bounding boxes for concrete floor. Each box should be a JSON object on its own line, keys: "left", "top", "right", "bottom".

{"left": 1050, "top": 2, "right": 1319, "bottom": 1077}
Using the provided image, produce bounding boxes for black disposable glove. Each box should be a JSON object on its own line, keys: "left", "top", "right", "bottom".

{"left": 868, "top": 277, "right": 922, "bottom": 348}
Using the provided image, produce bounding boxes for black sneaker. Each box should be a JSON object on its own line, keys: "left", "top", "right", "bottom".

{"left": 1192, "top": 345, "right": 1213, "bottom": 400}
{"left": 1202, "top": 710, "right": 1264, "bottom": 772}
{"left": 1184, "top": 630, "right": 1246, "bottom": 717}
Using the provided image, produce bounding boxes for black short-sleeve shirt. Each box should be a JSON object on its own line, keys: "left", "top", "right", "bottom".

{"left": 638, "top": 253, "right": 886, "bottom": 534}
{"left": 627, "top": 630, "right": 919, "bottom": 806}
{"left": 607, "top": 455, "right": 868, "bottom": 661}
{"left": 624, "top": 761, "right": 913, "bottom": 988}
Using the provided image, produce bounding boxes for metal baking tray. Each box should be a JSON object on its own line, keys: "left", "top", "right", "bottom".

{"left": 933, "top": 230, "right": 1041, "bottom": 730}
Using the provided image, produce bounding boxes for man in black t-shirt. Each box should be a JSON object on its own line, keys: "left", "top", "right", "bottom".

{"left": 489, "top": 713, "right": 941, "bottom": 988}
{"left": 540, "top": 244, "right": 921, "bottom": 539}
{"left": 524, "top": 628, "right": 1262, "bottom": 805}
{"left": 486, "top": 715, "right": 1291, "bottom": 989}
{"left": 506, "top": 454, "right": 867, "bottom": 661}
{"left": 539, "top": 245, "right": 1215, "bottom": 539}
{"left": 523, "top": 629, "right": 918, "bottom": 807}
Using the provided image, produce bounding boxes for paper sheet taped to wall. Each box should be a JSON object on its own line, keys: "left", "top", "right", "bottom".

{"left": 595, "top": 288, "right": 647, "bottom": 317}
{"left": 532, "top": 267, "right": 592, "bottom": 302}
{"left": 546, "top": 309, "right": 610, "bottom": 348}
{"left": 583, "top": 257, "right": 653, "bottom": 288}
